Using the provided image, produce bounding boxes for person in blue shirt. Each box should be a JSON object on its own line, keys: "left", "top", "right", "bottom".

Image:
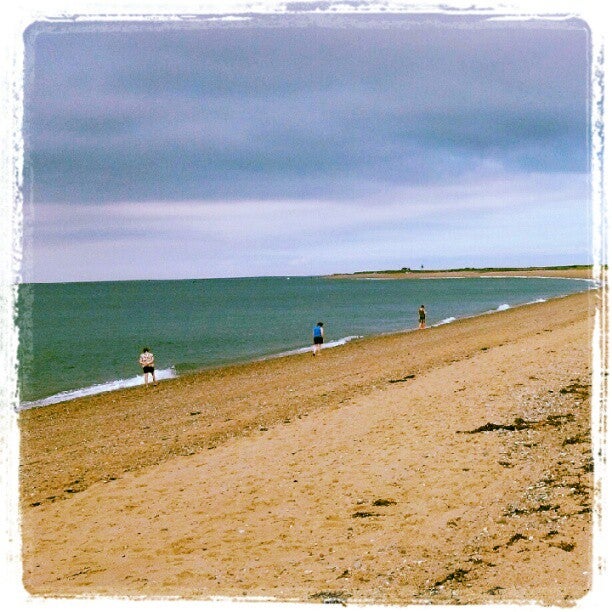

{"left": 312, "top": 322, "right": 324, "bottom": 356}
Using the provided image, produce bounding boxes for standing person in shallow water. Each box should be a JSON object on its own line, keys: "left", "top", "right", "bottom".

{"left": 419, "top": 305, "right": 427, "bottom": 329}
{"left": 139, "top": 347, "right": 157, "bottom": 386}
{"left": 312, "top": 322, "right": 324, "bottom": 356}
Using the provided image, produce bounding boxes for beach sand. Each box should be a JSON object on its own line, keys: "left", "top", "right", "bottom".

{"left": 19, "top": 289, "right": 599, "bottom": 605}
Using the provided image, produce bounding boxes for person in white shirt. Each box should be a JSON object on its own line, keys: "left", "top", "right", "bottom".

{"left": 139, "top": 347, "right": 157, "bottom": 386}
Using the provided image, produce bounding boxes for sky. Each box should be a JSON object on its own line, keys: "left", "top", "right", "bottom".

{"left": 20, "top": 9, "right": 593, "bottom": 282}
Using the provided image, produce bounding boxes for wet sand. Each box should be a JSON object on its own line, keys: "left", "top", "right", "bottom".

{"left": 19, "top": 289, "right": 599, "bottom": 605}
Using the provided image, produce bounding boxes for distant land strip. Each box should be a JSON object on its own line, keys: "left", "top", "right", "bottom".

{"left": 327, "top": 265, "right": 596, "bottom": 280}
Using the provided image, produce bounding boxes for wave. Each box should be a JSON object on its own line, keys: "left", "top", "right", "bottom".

{"left": 433, "top": 295, "right": 556, "bottom": 328}
{"left": 326, "top": 335, "right": 362, "bottom": 348}
{"left": 432, "top": 317, "right": 457, "bottom": 327}
{"left": 266, "top": 335, "right": 362, "bottom": 359}
{"left": 18, "top": 367, "right": 177, "bottom": 411}
{"left": 487, "top": 297, "right": 551, "bottom": 315}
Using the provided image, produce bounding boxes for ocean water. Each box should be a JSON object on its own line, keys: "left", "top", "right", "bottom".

{"left": 15, "top": 275, "right": 594, "bottom": 408}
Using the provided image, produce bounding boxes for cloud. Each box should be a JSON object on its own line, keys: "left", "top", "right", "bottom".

{"left": 24, "top": 16, "right": 590, "bottom": 205}
{"left": 25, "top": 170, "right": 590, "bottom": 282}
{"left": 19, "top": 14, "right": 593, "bottom": 282}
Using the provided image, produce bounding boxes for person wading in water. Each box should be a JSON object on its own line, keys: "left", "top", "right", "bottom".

{"left": 312, "top": 322, "right": 324, "bottom": 356}
{"left": 139, "top": 347, "right": 157, "bottom": 386}
{"left": 418, "top": 305, "right": 426, "bottom": 329}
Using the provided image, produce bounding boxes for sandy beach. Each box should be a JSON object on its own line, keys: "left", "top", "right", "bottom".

{"left": 19, "top": 287, "right": 599, "bottom": 605}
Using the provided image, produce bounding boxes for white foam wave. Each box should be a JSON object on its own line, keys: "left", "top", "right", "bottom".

{"left": 18, "top": 367, "right": 177, "bottom": 411}
{"left": 325, "top": 335, "right": 362, "bottom": 348}
{"left": 271, "top": 335, "right": 362, "bottom": 359}
{"left": 496, "top": 303, "right": 511, "bottom": 311}
{"left": 432, "top": 317, "right": 457, "bottom": 327}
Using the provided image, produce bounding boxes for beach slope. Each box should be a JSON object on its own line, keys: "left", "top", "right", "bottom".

{"left": 19, "top": 290, "right": 597, "bottom": 604}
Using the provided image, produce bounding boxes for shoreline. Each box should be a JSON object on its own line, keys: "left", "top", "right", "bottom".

{"left": 19, "top": 289, "right": 598, "bottom": 603}
{"left": 18, "top": 278, "right": 598, "bottom": 411}
{"left": 19, "top": 290, "right": 597, "bottom": 505}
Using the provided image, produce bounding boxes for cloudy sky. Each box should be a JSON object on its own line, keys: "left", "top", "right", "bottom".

{"left": 22, "top": 10, "right": 592, "bottom": 282}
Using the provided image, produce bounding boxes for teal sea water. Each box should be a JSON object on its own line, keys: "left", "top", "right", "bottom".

{"left": 16, "top": 275, "right": 594, "bottom": 408}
